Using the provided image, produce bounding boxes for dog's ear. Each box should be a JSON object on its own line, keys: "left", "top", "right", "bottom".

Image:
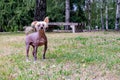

{"left": 31, "top": 21, "right": 38, "bottom": 28}
{"left": 44, "top": 17, "right": 49, "bottom": 23}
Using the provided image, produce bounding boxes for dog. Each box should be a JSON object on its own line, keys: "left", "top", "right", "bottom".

{"left": 25, "top": 17, "right": 49, "bottom": 62}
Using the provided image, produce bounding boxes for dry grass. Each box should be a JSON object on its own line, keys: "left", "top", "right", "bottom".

{"left": 0, "top": 31, "right": 120, "bottom": 80}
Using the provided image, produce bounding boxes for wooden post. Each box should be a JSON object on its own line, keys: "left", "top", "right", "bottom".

{"left": 70, "top": 25, "right": 75, "bottom": 33}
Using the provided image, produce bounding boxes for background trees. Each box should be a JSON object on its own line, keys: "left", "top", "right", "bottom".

{"left": 0, "top": 0, "right": 35, "bottom": 31}
{"left": 0, "top": 0, "right": 118, "bottom": 32}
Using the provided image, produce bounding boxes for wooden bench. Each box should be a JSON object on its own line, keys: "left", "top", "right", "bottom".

{"left": 48, "top": 22, "right": 83, "bottom": 33}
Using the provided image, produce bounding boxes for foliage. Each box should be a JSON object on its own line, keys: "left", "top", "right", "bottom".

{"left": 0, "top": 0, "right": 35, "bottom": 32}
{"left": 70, "top": 0, "right": 86, "bottom": 22}
{"left": 0, "top": 0, "right": 86, "bottom": 31}
{"left": 47, "top": 0, "right": 86, "bottom": 22}
{"left": 85, "top": 0, "right": 116, "bottom": 29}
{"left": 47, "top": 0, "right": 65, "bottom": 22}
{"left": 0, "top": 0, "right": 117, "bottom": 31}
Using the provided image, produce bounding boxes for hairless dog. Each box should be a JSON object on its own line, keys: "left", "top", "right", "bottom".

{"left": 25, "top": 17, "right": 49, "bottom": 62}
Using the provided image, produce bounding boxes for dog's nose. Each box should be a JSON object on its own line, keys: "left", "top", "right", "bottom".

{"left": 41, "top": 27, "right": 43, "bottom": 29}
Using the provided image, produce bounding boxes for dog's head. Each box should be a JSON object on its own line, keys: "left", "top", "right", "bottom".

{"left": 35, "top": 17, "right": 49, "bottom": 31}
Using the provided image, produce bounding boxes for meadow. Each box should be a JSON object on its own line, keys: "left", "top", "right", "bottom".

{"left": 0, "top": 31, "right": 120, "bottom": 80}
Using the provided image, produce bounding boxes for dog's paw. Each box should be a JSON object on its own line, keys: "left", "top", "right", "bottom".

{"left": 43, "top": 56, "right": 46, "bottom": 59}
{"left": 33, "top": 61, "right": 37, "bottom": 64}
{"left": 26, "top": 59, "right": 30, "bottom": 62}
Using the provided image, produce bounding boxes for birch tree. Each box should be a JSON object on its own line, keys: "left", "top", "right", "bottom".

{"left": 105, "top": 0, "right": 108, "bottom": 30}
{"left": 100, "top": 0, "right": 105, "bottom": 30}
{"left": 85, "top": 0, "right": 91, "bottom": 31}
{"left": 96, "top": 0, "right": 115, "bottom": 30}
{"left": 115, "top": 0, "right": 120, "bottom": 30}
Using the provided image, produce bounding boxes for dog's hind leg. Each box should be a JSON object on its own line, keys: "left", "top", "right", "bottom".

{"left": 26, "top": 44, "right": 30, "bottom": 62}
{"left": 32, "top": 46, "right": 35, "bottom": 58}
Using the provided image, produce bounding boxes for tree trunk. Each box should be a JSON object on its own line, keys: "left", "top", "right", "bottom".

{"left": 105, "top": 2, "right": 108, "bottom": 30}
{"left": 115, "top": 0, "right": 120, "bottom": 30}
{"left": 88, "top": 0, "right": 91, "bottom": 31}
{"left": 65, "top": 0, "right": 70, "bottom": 30}
{"left": 34, "top": 0, "right": 46, "bottom": 21}
{"left": 100, "top": 0, "right": 104, "bottom": 30}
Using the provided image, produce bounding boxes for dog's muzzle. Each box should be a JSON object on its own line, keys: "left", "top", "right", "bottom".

{"left": 41, "top": 27, "right": 43, "bottom": 29}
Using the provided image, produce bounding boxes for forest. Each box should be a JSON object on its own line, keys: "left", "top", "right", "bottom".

{"left": 0, "top": 0, "right": 118, "bottom": 32}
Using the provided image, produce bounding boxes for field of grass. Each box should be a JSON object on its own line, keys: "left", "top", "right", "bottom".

{"left": 0, "top": 31, "right": 120, "bottom": 80}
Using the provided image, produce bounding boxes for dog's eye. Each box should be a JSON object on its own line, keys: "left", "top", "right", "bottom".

{"left": 42, "top": 24, "right": 44, "bottom": 27}
{"left": 38, "top": 24, "right": 41, "bottom": 27}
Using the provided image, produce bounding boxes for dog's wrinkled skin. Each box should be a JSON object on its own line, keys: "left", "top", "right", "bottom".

{"left": 25, "top": 17, "right": 49, "bottom": 62}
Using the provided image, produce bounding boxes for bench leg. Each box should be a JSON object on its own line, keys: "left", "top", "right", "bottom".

{"left": 70, "top": 25, "right": 75, "bottom": 33}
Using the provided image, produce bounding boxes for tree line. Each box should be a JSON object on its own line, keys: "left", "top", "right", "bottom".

{"left": 0, "top": 0, "right": 119, "bottom": 32}
{"left": 85, "top": 0, "right": 116, "bottom": 30}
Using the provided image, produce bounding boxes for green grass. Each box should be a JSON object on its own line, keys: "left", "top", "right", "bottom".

{"left": 0, "top": 31, "right": 120, "bottom": 80}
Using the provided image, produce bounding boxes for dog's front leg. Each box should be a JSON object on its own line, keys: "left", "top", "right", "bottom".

{"left": 43, "top": 43, "right": 47, "bottom": 59}
{"left": 34, "top": 46, "right": 38, "bottom": 61}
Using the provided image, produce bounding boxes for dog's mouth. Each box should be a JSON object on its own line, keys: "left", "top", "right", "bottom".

{"left": 39, "top": 27, "right": 45, "bottom": 32}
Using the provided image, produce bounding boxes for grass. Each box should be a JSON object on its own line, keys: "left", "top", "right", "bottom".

{"left": 0, "top": 31, "right": 120, "bottom": 80}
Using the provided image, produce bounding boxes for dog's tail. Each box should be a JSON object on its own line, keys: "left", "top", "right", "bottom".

{"left": 24, "top": 21, "right": 38, "bottom": 35}
{"left": 24, "top": 26, "right": 35, "bottom": 35}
